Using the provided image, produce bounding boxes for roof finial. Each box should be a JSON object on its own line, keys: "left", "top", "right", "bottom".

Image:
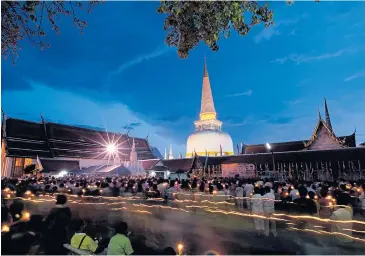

{"left": 164, "top": 147, "right": 167, "bottom": 160}
{"left": 169, "top": 144, "right": 174, "bottom": 159}
{"left": 324, "top": 97, "right": 333, "bottom": 132}
{"left": 318, "top": 108, "right": 322, "bottom": 120}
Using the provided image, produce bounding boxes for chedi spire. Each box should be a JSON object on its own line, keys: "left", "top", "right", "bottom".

{"left": 200, "top": 57, "right": 217, "bottom": 121}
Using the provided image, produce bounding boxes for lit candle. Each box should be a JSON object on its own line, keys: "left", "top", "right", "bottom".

{"left": 177, "top": 243, "right": 184, "bottom": 255}
{"left": 23, "top": 211, "right": 31, "bottom": 220}
{"left": 1, "top": 225, "right": 10, "bottom": 233}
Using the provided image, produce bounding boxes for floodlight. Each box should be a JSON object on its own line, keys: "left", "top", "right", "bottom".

{"left": 107, "top": 144, "right": 116, "bottom": 153}
{"left": 265, "top": 143, "right": 271, "bottom": 150}
{"left": 150, "top": 171, "right": 156, "bottom": 177}
{"left": 58, "top": 170, "right": 68, "bottom": 177}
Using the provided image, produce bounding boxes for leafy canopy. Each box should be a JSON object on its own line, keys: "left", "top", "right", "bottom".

{"left": 1, "top": 1, "right": 98, "bottom": 62}
{"left": 157, "top": 1, "right": 274, "bottom": 58}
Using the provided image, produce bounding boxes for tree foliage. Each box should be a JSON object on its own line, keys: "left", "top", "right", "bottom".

{"left": 1, "top": 1, "right": 98, "bottom": 62}
{"left": 157, "top": 1, "right": 274, "bottom": 58}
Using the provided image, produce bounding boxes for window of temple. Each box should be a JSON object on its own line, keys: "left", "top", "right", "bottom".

{"left": 15, "top": 158, "right": 24, "bottom": 167}
{"left": 24, "top": 158, "right": 33, "bottom": 167}
{"left": 12, "top": 158, "right": 25, "bottom": 177}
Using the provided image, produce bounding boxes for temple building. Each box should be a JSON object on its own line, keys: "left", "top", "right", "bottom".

{"left": 161, "top": 98, "right": 364, "bottom": 181}
{"left": 186, "top": 58, "right": 234, "bottom": 157}
{"left": 1, "top": 115, "right": 158, "bottom": 177}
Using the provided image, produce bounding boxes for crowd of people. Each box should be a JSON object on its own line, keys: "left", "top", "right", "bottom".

{"left": 1, "top": 174, "right": 365, "bottom": 254}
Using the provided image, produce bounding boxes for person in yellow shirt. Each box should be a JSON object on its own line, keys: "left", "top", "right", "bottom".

{"left": 71, "top": 220, "right": 98, "bottom": 254}
{"left": 108, "top": 222, "right": 134, "bottom": 255}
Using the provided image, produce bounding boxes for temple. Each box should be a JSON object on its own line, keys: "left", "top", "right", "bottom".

{"left": 186, "top": 58, "right": 234, "bottom": 157}
{"left": 160, "top": 98, "right": 364, "bottom": 181}
{"left": 1, "top": 115, "right": 158, "bottom": 177}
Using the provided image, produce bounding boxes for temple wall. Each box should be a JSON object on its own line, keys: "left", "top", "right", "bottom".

{"left": 55, "top": 157, "right": 122, "bottom": 169}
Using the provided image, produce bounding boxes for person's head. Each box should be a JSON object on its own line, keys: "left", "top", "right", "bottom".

{"left": 56, "top": 194, "right": 67, "bottom": 205}
{"left": 169, "top": 180, "right": 175, "bottom": 188}
{"left": 209, "top": 185, "right": 214, "bottom": 194}
{"left": 199, "top": 182, "right": 205, "bottom": 192}
{"left": 320, "top": 187, "right": 328, "bottom": 198}
{"left": 114, "top": 222, "right": 128, "bottom": 236}
{"left": 254, "top": 187, "right": 260, "bottom": 195}
{"left": 298, "top": 186, "right": 308, "bottom": 198}
{"left": 308, "top": 191, "right": 316, "bottom": 200}
{"left": 264, "top": 186, "right": 271, "bottom": 194}
{"left": 339, "top": 184, "right": 347, "bottom": 192}
{"left": 73, "top": 219, "right": 87, "bottom": 232}
{"left": 337, "top": 194, "right": 350, "bottom": 207}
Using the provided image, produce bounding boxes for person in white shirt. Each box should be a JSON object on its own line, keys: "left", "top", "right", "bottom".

{"left": 251, "top": 187, "right": 264, "bottom": 236}
{"left": 235, "top": 181, "right": 244, "bottom": 211}
{"left": 330, "top": 195, "right": 353, "bottom": 249}
{"left": 157, "top": 180, "right": 167, "bottom": 199}
{"left": 359, "top": 184, "right": 365, "bottom": 215}
{"left": 290, "top": 185, "right": 299, "bottom": 201}
{"left": 244, "top": 181, "right": 254, "bottom": 210}
{"left": 263, "top": 186, "right": 277, "bottom": 237}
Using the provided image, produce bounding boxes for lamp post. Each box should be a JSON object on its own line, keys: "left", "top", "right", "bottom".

{"left": 266, "top": 143, "right": 276, "bottom": 180}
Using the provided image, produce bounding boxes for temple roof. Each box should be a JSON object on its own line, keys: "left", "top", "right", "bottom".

{"left": 162, "top": 158, "right": 195, "bottom": 173}
{"left": 245, "top": 140, "right": 306, "bottom": 154}
{"left": 303, "top": 117, "right": 354, "bottom": 149}
{"left": 141, "top": 159, "right": 160, "bottom": 170}
{"left": 2, "top": 117, "right": 155, "bottom": 160}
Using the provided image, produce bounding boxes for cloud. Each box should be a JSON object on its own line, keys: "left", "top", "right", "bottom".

{"left": 344, "top": 71, "right": 365, "bottom": 82}
{"left": 2, "top": 81, "right": 186, "bottom": 157}
{"left": 284, "top": 99, "right": 304, "bottom": 105}
{"left": 290, "top": 29, "right": 298, "bottom": 36}
{"left": 254, "top": 27, "right": 281, "bottom": 44}
{"left": 296, "top": 79, "right": 311, "bottom": 87}
{"left": 225, "top": 114, "right": 301, "bottom": 127}
{"left": 226, "top": 89, "right": 253, "bottom": 97}
{"left": 271, "top": 47, "right": 362, "bottom": 65}
{"left": 254, "top": 13, "right": 307, "bottom": 43}
{"left": 110, "top": 46, "right": 171, "bottom": 75}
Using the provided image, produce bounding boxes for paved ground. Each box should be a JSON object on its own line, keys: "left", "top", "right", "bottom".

{"left": 21, "top": 196, "right": 365, "bottom": 255}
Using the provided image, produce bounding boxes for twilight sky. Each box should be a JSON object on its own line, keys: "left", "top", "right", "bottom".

{"left": 2, "top": 1, "right": 365, "bottom": 157}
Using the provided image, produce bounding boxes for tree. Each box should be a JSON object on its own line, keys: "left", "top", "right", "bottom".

{"left": 1, "top": 1, "right": 98, "bottom": 62}
{"left": 157, "top": 1, "right": 274, "bottom": 58}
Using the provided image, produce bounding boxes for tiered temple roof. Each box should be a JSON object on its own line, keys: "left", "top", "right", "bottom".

{"left": 244, "top": 98, "right": 356, "bottom": 154}
{"left": 2, "top": 117, "right": 155, "bottom": 160}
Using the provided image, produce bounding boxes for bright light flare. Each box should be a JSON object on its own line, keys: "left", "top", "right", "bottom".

{"left": 107, "top": 144, "right": 116, "bottom": 154}
{"left": 58, "top": 170, "right": 68, "bottom": 177}
{"left": 265, "top": 142, "right": 271, "bottom": 150}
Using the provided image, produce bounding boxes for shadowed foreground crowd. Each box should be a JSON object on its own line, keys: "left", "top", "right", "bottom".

{"left": 1, "top": 175, "right": 365, "bottom": 255}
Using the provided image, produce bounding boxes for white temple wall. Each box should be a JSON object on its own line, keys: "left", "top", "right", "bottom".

{"left": 55, "top": 157, "right": 122, "bottom": 169}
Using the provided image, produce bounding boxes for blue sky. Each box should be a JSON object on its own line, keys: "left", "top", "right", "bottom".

{"left": 2, "top": 1, "right": 365, "bottom": 156}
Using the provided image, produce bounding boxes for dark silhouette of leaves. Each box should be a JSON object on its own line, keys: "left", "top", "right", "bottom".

{"left": 1, "top": 1, "right": 99, "bottom": 63}
{"left": 157, "top": 1, "right": 274, "bottom": 58}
